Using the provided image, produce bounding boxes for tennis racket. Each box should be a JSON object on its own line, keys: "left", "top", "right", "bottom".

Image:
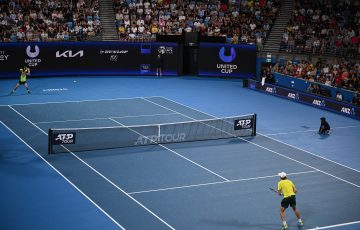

{"left": 270, "top": 187, "right": 283, "bottom": 196}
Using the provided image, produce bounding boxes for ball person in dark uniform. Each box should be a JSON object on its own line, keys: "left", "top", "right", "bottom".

{"left": 277, "top": 172, "right": 303, "bottom": 230}
{"left": 12, "top": 66, "right": 31, "bottom": 94}
{"left": 318, "top": 117, "right": 330, "bottom": 134}
{"left": 155, "top": 53, "right": 164, "bottom": 77}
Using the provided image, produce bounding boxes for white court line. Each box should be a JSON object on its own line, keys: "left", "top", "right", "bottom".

{"left": 157, "top": 97, "right": 360, "bottom": 173}
{"left": 0, "top": 121, "right": 126, "bottom": 230}
{"left": 128, "top": 170, "right": 318, "bottom": 195}
{"left": 2, "top": 96, "right": 163, "bottom": 106}
{"left": 154, "top": 96, "right": 215, "bottom": 118}
{"left": 259, "top": 133, "right": 360, "bottom": 174}
{"left": 145, "top": 97, "right": 360, "bottom": 188}
{"left": 34, "top": 113, "right": 177, "bottom": 124}
{"left": 108, "top": 118, "right": 230, "bottom": 182}
{"left": 265, "top": 124, "right": 360, "bottom": 136}
{"left": 158, "top": 96, "right": 360, "bottom": 174}
{"left": 306, "top": 220, "right": 360, "bottom": 230}
{"left": 7, "top": 105, "right": 176, "bottom": 230}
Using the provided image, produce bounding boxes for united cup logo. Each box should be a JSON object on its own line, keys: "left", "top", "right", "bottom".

{"left": 26, "top": 45, "right": 40, "bottom": 58}
{"left": 217, "top": 47, "right": 237, "bottom": 74}
{"left": 25, "top": 45, "right": 41, "bottom": 67}
{"left": 219, "top": 47, "right": 236, "bottom": 63}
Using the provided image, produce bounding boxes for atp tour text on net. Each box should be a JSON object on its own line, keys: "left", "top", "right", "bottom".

{"left": 134, "top": 133, "right": 186, "bottom": 145}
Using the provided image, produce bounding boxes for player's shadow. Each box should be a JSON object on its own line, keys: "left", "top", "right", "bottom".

{"left": 0, "top": 92, "right": 32, "bottom": 97}
{"left": 318, "top": 133, "right": 330, "bottom": 139}
{"left": 2, "top": 91, "right": 61, "bottom": 97}
{"left": 201, "top": 219, "right": 279, "bottom": 229}
{"left": 0, "top": 93, "right": 12, "bottom": 98}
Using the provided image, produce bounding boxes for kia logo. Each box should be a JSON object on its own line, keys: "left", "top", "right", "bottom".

{"left": 56, "top": 50, "right": 84, "bottom": 58}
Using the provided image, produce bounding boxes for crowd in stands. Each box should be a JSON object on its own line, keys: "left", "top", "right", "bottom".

{"left": 113, "top": 0, "right": 281, "bottom": 46}
{"left": 0, "top": 0, "right": 102, "bottom": 42}
{"left": 352, "top": 92, "right": 360, "bottom": 105}
{"left": 272, "top": 58, "right": 360, "bottom": 98}
{"left": 280, "top": 0, "right": 360, "bottom": 57}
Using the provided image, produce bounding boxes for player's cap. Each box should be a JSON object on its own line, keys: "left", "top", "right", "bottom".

{"left": 321, "top": 117, "right": 326, "bottom": 120}
{"left": 278, "top": 172, "right": 287, "bottom": 178}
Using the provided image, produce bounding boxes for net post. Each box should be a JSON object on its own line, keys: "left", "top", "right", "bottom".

{"left": 48, "top": 129, "right": 53, "bottom": 154}
{"left": 157, "top": 125, "right": 161, "bottom": 143}
{"left": 252, "top": 113, "right": 257, "bottom": 136}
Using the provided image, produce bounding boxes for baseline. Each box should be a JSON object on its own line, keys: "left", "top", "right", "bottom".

{"left": 2, "top": 96, "right": 164, "bottom": 106}
{"left": 34, "top": 112, "right": 177, "bottom": 124}
{"left": 306, "top": 220, "right": 360, "bottom": 230}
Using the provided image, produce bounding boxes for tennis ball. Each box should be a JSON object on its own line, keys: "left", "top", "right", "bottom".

{"left": 73, "top": 80, "right": 77, "bottom": 83}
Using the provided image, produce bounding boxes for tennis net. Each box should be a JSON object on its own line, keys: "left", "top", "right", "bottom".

{"left": 48, "top": 114, "right": 256, "bottom": 154}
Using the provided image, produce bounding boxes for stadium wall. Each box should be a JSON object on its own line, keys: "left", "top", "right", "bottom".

{"left": 247, "top": 79, "right": 360, "bottom": 120}
{"left": 0, "top": 42, "right": 257, "bottom": 79}
{"left": 273, "top": 73, "right": 356, "bottom": 103}
{"left": 0, "top": 42, "right": 180, "bottom": 77}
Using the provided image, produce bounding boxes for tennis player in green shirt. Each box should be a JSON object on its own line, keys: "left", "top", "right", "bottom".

{"left": 277, "top": 172, "right": 304, "bottom": 229}
{"left": 11, "top": 66, "right": 31, "bottom": 94}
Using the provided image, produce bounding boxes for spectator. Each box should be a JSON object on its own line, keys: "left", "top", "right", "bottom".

{"left": 352, "top": 92, "right": 360, "bottom": 106}
{"left": 274, "top": 58, "right": 360, "bottom": 93}
{"left": 265, "top": 73, "right": 276, "bottom": 84}
{"left": 307, "top": 84, "right": 315, "bottom": 94}
{"left": 113, "top": 0, "right": 281, "bottom": 46}
{"left": 336, "top": 90, "right": 343, "bottom": 101}
{"left": 281, "top": 0, "right": 360, "bottom": 58}
{"left": 0, "top": 0, "right": 101, "bottom": 42}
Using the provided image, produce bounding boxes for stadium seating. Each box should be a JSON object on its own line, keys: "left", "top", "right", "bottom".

{"left": 0, "top": 0, "right": 102, "bottom": 42}
{"left": 273, "top": 59, "right": 360, "bottom": 92}
{"left": 280, "top": 0, "right": 359, "bottom": 58}
{"left": 113, "top": 0, "right": 281, "bottom": 45}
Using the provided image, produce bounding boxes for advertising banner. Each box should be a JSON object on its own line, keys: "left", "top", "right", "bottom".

{"left": 248, "top": 80, "right": 360, "bottom": 120}
{"left": 0, "top": 42, "right": 179, "bottom": 77}
{"left": 198, "top": 43, "right": 256, "bottom": 78}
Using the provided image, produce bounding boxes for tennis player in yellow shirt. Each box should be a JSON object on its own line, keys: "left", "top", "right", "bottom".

{"left": 11, "top": 66, "right": 31, "bottom": 94}
{"left": 277, "top": 172, "right": 304, "bottom": 229}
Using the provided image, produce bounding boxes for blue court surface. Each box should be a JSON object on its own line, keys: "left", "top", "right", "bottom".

{"left": 0, "top": 76, "right": 359, "bottom": 230}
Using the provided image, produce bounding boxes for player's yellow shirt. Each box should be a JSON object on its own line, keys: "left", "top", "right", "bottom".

{"left": 20, "top": 69, "right": 30, "bottom": 82}
{"left": 278, "top": 179, "right": 296, "bottom": 198}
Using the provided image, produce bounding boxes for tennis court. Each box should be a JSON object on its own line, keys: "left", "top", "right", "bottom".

{"left": 1, "top": 77, "right": 360, "bottom": 230}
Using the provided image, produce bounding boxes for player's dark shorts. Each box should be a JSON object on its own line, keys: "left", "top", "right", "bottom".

{"left": 281, "top": 195, "right": 296, "bottom": 209}
{"left": 18, "top": 81, "right": 26, "bottom": 85}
